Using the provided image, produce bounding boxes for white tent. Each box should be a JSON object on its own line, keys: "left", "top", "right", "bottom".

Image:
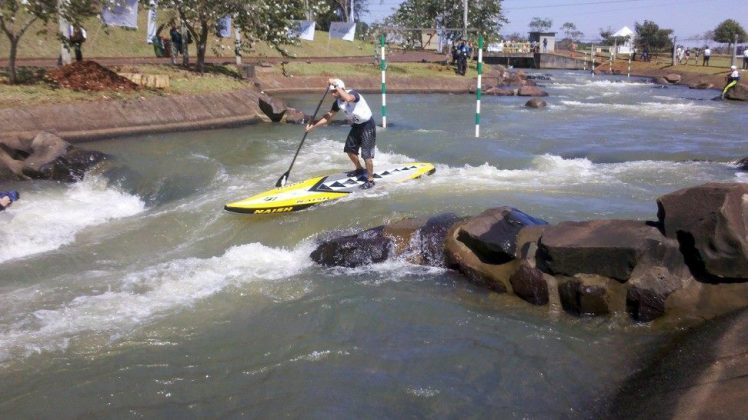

{"left": 612, "top": 26, "right": 634, "bottom": 38}
{"left": 612, "top": 26, "right": 635, "bottom": 54}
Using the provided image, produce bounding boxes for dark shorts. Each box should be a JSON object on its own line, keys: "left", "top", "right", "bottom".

{"left": 344, "top": 118, "right": 376, "bottom": 160}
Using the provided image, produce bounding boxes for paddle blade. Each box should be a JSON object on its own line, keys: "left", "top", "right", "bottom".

{"left": 275, "top": 172, "right": 289, "bottom": 188}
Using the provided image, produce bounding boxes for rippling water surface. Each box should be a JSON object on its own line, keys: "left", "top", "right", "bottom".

{"left": 0, "top": 70, "right": 745, "bottom": 417}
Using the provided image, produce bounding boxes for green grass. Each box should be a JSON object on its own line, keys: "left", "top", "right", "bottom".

{"left": 276, "top": 62, "right": 466, "bottom": 78}
{"left": 0, "top": 10, "right": 373, "bottom": 59}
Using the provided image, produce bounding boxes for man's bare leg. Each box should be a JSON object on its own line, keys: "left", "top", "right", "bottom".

{"left": 364, "top": 158, "right": 374, "bottom": 181}
{"left": 347, "top": 152, "right": 363, "bottom": 170}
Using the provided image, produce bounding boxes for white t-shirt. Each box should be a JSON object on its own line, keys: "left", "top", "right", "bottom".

{"left": 704, "top": 48, "right": 711, "bottom": 56}
{"left": 331, "top": 90, "right": 373, "bottom": 125}
{"left": 744, "top": 49, "right": 748, "bottom": 58}
{"left": 730, "top": 70, "right": 740, "bottom": 79}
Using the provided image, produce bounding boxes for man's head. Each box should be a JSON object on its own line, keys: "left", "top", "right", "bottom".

{"left": 731, "top": 65, "right": 737, "bottom": 70}
{"left": 329, "top": 79, "right": 345, "bottom": 91}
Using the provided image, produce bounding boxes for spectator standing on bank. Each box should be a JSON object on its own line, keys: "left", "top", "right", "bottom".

{"left": 542, "top": 38, "right": 548, "bottom": 52}
{"left": 703, "top": 46, "right": 711, "bottom": 66}
{"left": 743, "top": 47, "right": 748, "bottom": 70}
{"left": 68, "top": 25, "right": 87, "bottom": 62}
{"left": 170, "top": 24, "right": 183, "bottom": 64}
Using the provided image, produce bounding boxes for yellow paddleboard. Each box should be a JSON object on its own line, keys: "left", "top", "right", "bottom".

{"left": 225, "top": 162, "right": 436, "bottom": 214}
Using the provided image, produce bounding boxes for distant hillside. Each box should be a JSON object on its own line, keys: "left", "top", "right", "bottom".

{"left": 0, "top": 11, "right": 373, "bottom": 59}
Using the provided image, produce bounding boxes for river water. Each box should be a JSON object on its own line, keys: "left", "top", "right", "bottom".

{"left": 0, "top": 71, "right": 745, "bottom": 417}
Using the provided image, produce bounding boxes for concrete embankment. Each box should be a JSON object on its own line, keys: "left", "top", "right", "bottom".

{"left": 0, "top": 89, "right": 271, "bottom": 143}
{"left": 0, "top": 75, "right": 476, "bottom": 143}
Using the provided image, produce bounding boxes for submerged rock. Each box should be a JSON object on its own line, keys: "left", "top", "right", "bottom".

{"left": 525, "top": 98, "right": 547, "bottom": 108}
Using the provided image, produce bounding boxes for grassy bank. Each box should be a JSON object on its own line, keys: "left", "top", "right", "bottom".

{"left": 0, "top": 11, "right": 372, "bottom": 59}
{"left": 0, "top": 60, "right": 473, "bottom": 109}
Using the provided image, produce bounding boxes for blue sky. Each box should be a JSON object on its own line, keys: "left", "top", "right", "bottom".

{"left": 364, "top": 0, "right": 748, "bottom": 43}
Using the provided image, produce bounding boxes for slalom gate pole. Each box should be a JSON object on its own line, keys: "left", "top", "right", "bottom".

{"left": 475, "top": 34, "right": 483, "bottom": 138}
{"left": 628, "top": 54, "right": 631, "bottom": 78}
{"left": 591, "top": 45, "right": 596, "bottom": 75}
{"left": 380, "top": 34, "right": 387, "bottom": 128}
{"left": 583, "top": 50, "right": 587, "bottom": 71}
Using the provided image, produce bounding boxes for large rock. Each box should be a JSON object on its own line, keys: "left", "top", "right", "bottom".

{"left": 445, "top": 207, "right": 548, "bottom": 292}
{"left": 688, "top": 81, "right": 714, "bottom": 89}
{"left": 525, "top": 98, "right": 547, "bottom": 108}
{"left": 258, "top": 94, "right": 288, "bottom": 122}
{"left": 454, "top": 207, "right": 548, "bottom": 264}
{"left": 310, "top": 226, "right": 393, "bottom": 268}
{"left": 736, "top": 157, "right": 748, "bottom": 171}
{"left": 657, "top": 183, "right": 748, "bottom": 281}
{"left": 724, "top": 83, "right": 748, "bottom": 101}
{"left": 509, "top": 262, "right": 549, "bottom": 305}
{"left": 663, "top": 73, "right": 682, "bottom": 83}
{"left": 558, "top": 277, "right": 614, "bottom": 316}
{"left": 0, "top": 132, "right": 106, "bottom": 182}
{"left": 536, "top": 220, "right": 677, "bottom": 283}
{"left": 408, "top": 213, "right": 464, "bottom": 267}
{"left": 484, "top": 86, "right": 515, "bottom": 96}
{"left": 517, "top": 86, "right": 549, "bottom": 97}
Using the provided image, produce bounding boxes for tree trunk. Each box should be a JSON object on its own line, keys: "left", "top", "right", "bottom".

{"left": 8, "top": 37, "right": 19, "bottom": 85}
{"left": 196, "top": 20, "right": 209, "bottom": 74}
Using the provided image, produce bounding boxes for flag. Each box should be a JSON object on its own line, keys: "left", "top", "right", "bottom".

{"left": 329, "top": 22, "right": 356, "bottom": 42}
{"left": 288, "top": 21, "right": 315, "bottom": 41}
{"left": 146, "top": 1, "right": 158, "bottom": 44}
{"left": 217, "top": 16, "right": 232, "bottom": 38}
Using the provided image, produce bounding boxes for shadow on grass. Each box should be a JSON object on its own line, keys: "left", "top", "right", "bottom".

{"left": 0, "top": 67, "right": 48, "bottom": 85}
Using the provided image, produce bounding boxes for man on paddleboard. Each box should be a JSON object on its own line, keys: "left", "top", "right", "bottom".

{"left": 305, "top": 78, "right": 377, "bottom": 189}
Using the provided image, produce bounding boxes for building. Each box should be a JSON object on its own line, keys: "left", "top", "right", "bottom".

{"left": 528, "top": 32, "right": 556, "bottom": 52}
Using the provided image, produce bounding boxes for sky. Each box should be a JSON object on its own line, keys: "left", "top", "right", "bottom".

{"left": 363, "top": 0, "right": 748, "bottom": 44}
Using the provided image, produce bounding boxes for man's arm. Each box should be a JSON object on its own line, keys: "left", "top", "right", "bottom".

{"left": 334, "top": 86, "right": 357, "bottom": 103}
{"left": 305, "top": 110, "right": 336, "bottom": 132}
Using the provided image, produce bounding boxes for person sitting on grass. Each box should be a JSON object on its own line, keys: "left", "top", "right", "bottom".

{"left": 0, "top": 190, "right": 19, "bottom": 212}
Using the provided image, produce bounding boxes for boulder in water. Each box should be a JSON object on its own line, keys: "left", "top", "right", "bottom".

{"left": 525, "top": 98, "right": 547, "bottom": 108}
{"left": 663, "top": 73, "right": 682, "bottom": 83}
{"left": 0, "top": 132, "right": 107, "bottom": 182}
{"left": 724, "top": 83, "right": 748, "bottom": 101}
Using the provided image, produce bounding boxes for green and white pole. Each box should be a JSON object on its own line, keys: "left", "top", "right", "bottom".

{"left": 627, "top": 53, "right": 632, "bottom": 78}
{"left": 380, "top": 34, "right": 387, "bottom": 128}
{"left": 475, "top": 34, "right": 484, "bottom": 138}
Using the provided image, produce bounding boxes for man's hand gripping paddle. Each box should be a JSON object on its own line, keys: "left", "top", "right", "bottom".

{"left": 275, "top": 87, "right": 330, "bottom": 187}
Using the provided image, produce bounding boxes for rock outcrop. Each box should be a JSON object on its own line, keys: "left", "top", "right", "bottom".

{"left": 724, "top": 83, "right": 748, "bottom": 101}
{"left": 310, "top": 183, "right": 748, "bottom": 325}
{"left": 0, "top": 132, "right": 106, "bottom": 181}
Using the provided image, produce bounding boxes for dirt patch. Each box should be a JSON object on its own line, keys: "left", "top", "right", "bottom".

{"left": 45, "top": 61, "right": 139, "bottom": 91}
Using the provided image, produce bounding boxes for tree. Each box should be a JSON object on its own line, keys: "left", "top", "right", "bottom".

{"left": 599, "top": 27, "right": 614, "bottom": 45}
{"left": 316, "top": 0, "right": 368, "bottom": 31}
{"left": 529, "top": 17, "right": 552, "bottom": 32}
{"left": 634, "top": 20, "right": 672, "bottom": 51}
{"left": 0, "top": 0, "right": 97, "bottom": 84}
{"left": 712, "top": 19, "right": 747, "bottom": 51}
{"left": 0, "top": 0, "right": 56, "bottom": 84}
{"left": 161, "top": 0, "right": 326, "bottom": 73}
{"left": 387, "top": 0, "right": 507, "bottom": 48}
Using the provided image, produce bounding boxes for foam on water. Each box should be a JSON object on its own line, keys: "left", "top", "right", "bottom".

{"left": 558, "top": 100, "right": 715, "bottom": 118}
{"left": 0, "top": 240, "right": 317, "bottom": 363}
{"left": 0, "top": 176, "right": 145, "bottom": 263}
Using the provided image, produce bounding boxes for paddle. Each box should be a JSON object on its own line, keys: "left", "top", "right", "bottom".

{"left": 275, "top": 87, "right": 330, "bottom": 187}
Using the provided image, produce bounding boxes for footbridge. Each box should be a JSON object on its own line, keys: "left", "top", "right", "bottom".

{"left": 483, "top": 53, "right": 586, "bottom": 70}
